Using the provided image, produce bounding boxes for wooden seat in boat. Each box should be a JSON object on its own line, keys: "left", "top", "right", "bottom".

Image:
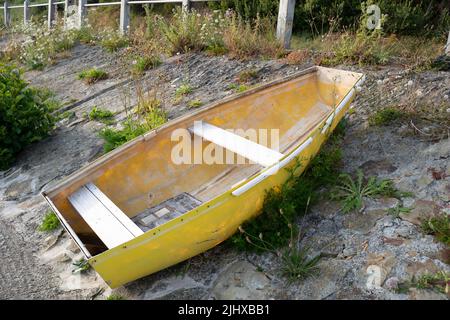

{"left": 189, "top": 121, "right": 284, "bottom": 167}
{"left": 68, "top": 183, "right": 143, "bottom": 249}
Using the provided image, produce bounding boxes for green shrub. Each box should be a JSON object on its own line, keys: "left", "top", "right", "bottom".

{"left": 0, "top": 64, "right": 55, "bottom": 170}
{"left": 38, "top": 211, "right": 60, "bottom": 232}
{"left": 78, "top": 68, "right": 108, "bottom": 84}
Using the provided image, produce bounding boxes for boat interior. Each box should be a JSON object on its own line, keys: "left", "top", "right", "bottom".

{"left": 44, "top": 67, "right": 361, "bottom": 256}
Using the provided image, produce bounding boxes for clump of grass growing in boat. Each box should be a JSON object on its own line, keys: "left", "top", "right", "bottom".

{"left": 88, "top": 107, "right": 115, "bottom": 124}
{"left": 99, "top": 92, "right": 167, "bottom": 153}
{"left": 421, "top": 214, "right": 449, "bottom": 246}
{"left": 38, "top": 210, "right": 60, "bottom": 232}
{"left": 230, "top": 120, "right": 347, "bottom": 251}
{"left": 78, "top": 68, "right": 108, "bottom": 84}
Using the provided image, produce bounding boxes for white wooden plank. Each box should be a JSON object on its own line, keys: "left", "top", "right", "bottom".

{"left": 85, "top": 183, "right": 144, "bottom": 237}
{"left": 68, "top": 186, "right": 135, "bottom": 249}
{"left": 190, "top": 122, "right": 284, "bottom": 167}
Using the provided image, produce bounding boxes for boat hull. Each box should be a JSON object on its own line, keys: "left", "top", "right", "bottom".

{"left": 43, "top": 66, "right": 364, "bottom": 288}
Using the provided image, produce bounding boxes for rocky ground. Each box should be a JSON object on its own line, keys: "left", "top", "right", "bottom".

{"left": 0, "top": 42, "right": 449, "bottom": 300}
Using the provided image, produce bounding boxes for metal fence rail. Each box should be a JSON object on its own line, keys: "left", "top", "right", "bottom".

{"left": 0, "top": 0, "right": 313, "bottom": 49}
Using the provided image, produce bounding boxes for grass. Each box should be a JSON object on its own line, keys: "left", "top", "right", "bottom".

{"left": 421, "top": 214, "right": 449, "bottom": 246}
{"left": 387, "top": 205, "right": 411, "bottom": 219}
{"left": 369, "top": 107, "right": 405, "bottom": 126}
{"left": 330, "top": 170, "right": 399, "bottom": 213}
{"left": 397, "top": 272, "right": 449, "bottom": 295}
{"left": 88, "top": 107, "right": 115, "bottom": 124}
{"left": 280, "top": 247, "right": 321, "bottom": 284}
{"left": 100, "top": 31, "right": 129, "bottom": 53}
{"left": 78, "top": 68, "right": 108, "bottom": 85}
{"left": 100, "top": 90, "right": 167, "bottom": 153}
{"left": 175, "top": 83, "right": 193, "bottom": 97}
{"left": 72, "top": 258, "right": 91, "bottom": 273}
{"left": 131, "top": 55, "right": 161, "bottom": 76}
{"left": 187, "top": 99, "right": 203, "bottom": 109}
{"left": 228, "top": 83, "right": 250, "bottom": 93}
{"left": 106, "top": 294, "right": 126, "bottom": 300}
{"left": 237, "top": 69, "right": 258, "bottom": 83}
{"left": 38, "top": 210, "right": 60, "bottom": 232}
{"left": 99, "top": 120, "right": 148, "bottom": 153}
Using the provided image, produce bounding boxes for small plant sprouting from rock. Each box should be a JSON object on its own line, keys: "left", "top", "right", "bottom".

{"left": 38, "top": 210, "right": 60, "bottom": 232}
{"left": 106, "top": 294, "right": 126, "bottom": 300}
{"left": 387, "top": 205, "right": 411, "bottom": 219}
{"left": 78, "top": 68, "right": 108, "bottom": 85}
{"left": 369, "top": 107, "right": 405, "bottom": 126}
{"left": 88, "top": 107, "right": 115, "bottom": 124}
{"left": 132, "top": 55, "right": 161, "bottom": 76}
{"left": 188, "top": 99, "right": 203, "bottom": 109}
{"left": 237, "top": 69, "right": 258, "bottom": 83}
{"left": 175, "top": 83, "right": 193, "bottom": 97}
{"left": 72, "top": 258, "right": 91, "bottom": 273}
{"left": 330, "top": 170, "right": 399, "bottom": 213}
{"left": 238, "top": 220, "right": 321, "bottom": 284}
{"left": 397, "top": 272, "right": 449, "bottom": 295}
{"left": 421, "top": 214, "right": 449, "bottom": 246}
{"left": 228, "top": 83, "right": 250, "bottom": 93}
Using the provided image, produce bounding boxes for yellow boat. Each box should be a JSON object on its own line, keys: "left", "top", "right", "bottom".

{"left": 42, "top": 66, "right": 364, "bottom": 288}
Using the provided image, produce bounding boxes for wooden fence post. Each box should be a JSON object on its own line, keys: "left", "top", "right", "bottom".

{"left": 23, "top": 0, "right": 30, "bottom": 25}
{"left": 78, "top": 0, "right": 86, "bottom": 29}
{"left": 182, "top": 0, "right": 190, "bottom": 12}
{"left": 119, "top": 0, "right": 129, "bottom": 35}
{"left": 276, "top": 0, "right": 296, "bottom": 49}
{"left": 3, "top": 0, "right": 10, "bottom": 27}
{"left": 48, "top": 0, "right": 56, "bottom": 28}
{"left": 446, "top": 31, "right": 450, "bottom": 55}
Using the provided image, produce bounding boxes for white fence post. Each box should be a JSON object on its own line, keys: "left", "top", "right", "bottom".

{"left": 119, "top": 0, "right": 129, "bottom": 35}
{"left": 182, "top": 0, "right": 190, "bottom": 12}
{"left": 23, "top": 0, "right": 30, "bottom": 25}
{"left": 446, "top": 31, "right": 450, "bottom": 55}
{"left": 78, "top": 0, "right": 86, "bottom": 29}
{"left": 276, "top": 0, "right": 296, "bottom": 49}
{"left": 3, "top": 0, "right": 10, "bottom": 27}
{"left": 48, "top": 0, "right": 56, "bottom": 28}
